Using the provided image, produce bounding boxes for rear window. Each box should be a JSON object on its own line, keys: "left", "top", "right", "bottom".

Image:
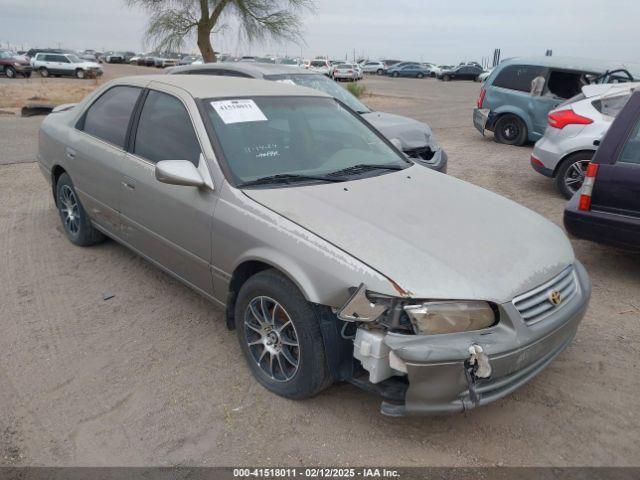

{"left": 618, "top": 119, "right": 640, "bottom": 165}
{"left": 592, "top": 93, "right": 632, "bottom": 117}
{"left": 492, "top": 65, "right": 547, "bottom": 92}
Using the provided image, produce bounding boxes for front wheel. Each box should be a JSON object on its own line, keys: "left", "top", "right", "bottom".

{"left": 74, "top": 69, "right": 85, "bottom": 79}
{"left": 417, "top": 72, "right": 424, "bottom": 78}
{"left": 55, "top": 173, "right": 105, "bottom": 246}
{"left": 376, "top": 68, "right": 383, "bottom": 75}
{"left": 39, "top": 67, "right": 49, "bottom": 77}
{"left": 4, "top": 66, "right": 16, "bottom": 79}
{"left": 443, "top": 74, "right": 451, "bottom": 81}
{"left": 555, "top": 151, "right": 594, "bottom": 199}
{"left": 494, "top": 114, "right": 528, "bottom": 146}
{"left": 234, "top": 269, "right": 331, "bottom": 399}
{"left": 392, "top": 72, "right": 399, "bottom": 77}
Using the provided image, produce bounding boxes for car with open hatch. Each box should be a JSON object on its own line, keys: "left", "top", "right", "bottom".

{"left": 37, "top": 75, "right": 591, "bottom": 415}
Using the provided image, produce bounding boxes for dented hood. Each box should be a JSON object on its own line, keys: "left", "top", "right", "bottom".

{"left": 243, "top": 165, "right": 574, "bottom": 303}
{"left": 361, "top": 111, "right": 437, "bottom": 150}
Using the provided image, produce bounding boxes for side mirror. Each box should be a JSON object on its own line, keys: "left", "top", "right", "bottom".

{"left": 155, "top": 160, "right": 205, "bottom": 187}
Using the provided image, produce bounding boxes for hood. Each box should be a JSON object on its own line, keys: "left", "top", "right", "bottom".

{"left": 244, "top": 165, "right": 574, "bottom": 303}
{"left": 361, "top": 111, "right": 436, "bottom": 150}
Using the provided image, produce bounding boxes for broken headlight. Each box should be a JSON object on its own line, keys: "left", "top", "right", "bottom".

{"left": 403, "top": 301, "right": 496, "bottom": 335}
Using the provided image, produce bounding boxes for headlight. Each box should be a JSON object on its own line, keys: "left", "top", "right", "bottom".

{"left": 404, "top": 301, "right": 496, "bottom": 335}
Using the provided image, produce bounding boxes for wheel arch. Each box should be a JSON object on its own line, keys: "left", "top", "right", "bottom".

{"left": 50, "top": 164, "right": 67, "bottom": 205}
{"left": 488, "top": 106, "right": 532, "bottom": 135}
{"left": 553, "top": 149, "right": 597, "bottom": 177}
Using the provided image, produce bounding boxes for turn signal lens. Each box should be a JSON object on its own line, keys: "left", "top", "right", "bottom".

{"left": 578, "top": 163, "right": 599, "bottom": 211}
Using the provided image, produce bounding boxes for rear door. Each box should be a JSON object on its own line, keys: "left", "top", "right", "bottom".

{"left": 591, "top": 92, "right": 640, "bottom": 218}
{"left": 70, "top": 85, "right": 142, "bottom": 232}
{"left": 120, "top": 86, "right": 217, "bottom": 296}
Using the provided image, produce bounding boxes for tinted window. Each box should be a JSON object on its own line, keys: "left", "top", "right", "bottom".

{"left": 134, "top": 90, "right": 201, "bottom": 165}
{"left": 618, "top": 119, "right": 640, "bottom": 165}
{"left": 81, "top": 86, "right": 141, "bottom": 148}
{"left": 493, "top": 65, "right": 547, "bottom": 92}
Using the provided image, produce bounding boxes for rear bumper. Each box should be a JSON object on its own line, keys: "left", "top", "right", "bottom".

{"left": 530, "top": 155, "right": 554, "bottom": 178}
{"left": 564, "top": 195, "right": 640, "bottom": 251}
{"left": 381, "top": 262, "right": 591, "bottom": 416}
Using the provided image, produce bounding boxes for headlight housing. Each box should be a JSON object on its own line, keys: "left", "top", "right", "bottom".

{"left": 404, "top": 300, "right": 496, "bottom": 335}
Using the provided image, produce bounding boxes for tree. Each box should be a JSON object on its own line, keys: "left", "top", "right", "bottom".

{"left": 126, "top": 0, "right": 313, "bottom": 63}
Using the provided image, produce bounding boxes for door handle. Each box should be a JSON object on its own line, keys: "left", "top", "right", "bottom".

{"left": 122, "top": 181, "right": 135, "bottom": 190}
{"left": 65, "top": 148, "right": 76, "bottom": 160}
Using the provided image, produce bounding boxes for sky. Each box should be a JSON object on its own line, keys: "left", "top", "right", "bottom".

{"left": 1, "top": 0, "right": 640, "bottom": 65}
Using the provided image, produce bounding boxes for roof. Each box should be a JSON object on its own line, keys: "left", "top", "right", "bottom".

{"left": 166, "top": 62, "right": 314, "bottom": 78}
{"left": 499, "top": 56, "right": 640, "bottom": 76}
{"left": 109, "top": 74, "right": 330, "bottom": 99}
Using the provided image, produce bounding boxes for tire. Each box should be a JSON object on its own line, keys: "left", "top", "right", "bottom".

{"left": 555, "top": 151, "right": 594, "bottom": 199}
{"left": 234, "top": 269, "right": 331, "bottom": 399}
{"left": 39, "top": 67, "right": 49, "bottom": 78}
{"left": 4, "top": 66, "right": 16, "bottom": 79}
{"left": 392, "top": 72, "right": 399, "bottom": 77}
{"left": 417, "top": 73, "right": 424, "bottom": 78}
{"left": 443, "top": 74, "right": 451, "bottom": 81}
{"left": 55, "top": 173, "right": 105, "bottom": 246}
{"left": 494, "top": 114, "right": 528, "bottom": 146}
{"left": 74, "top": 69, "right": 85, "bottom": 79}
{"left": 376, "top": 68, "right": 383, "bottom": 75}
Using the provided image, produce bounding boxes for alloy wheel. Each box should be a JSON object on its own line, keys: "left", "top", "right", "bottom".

{"left": 243, "top": 296, "right": 300, "bottom": 382}
{"left": 563, "top": 159, "right": 590, "bottom": 194}
{"left": 59, "top": 185, "right": 80, "bottom": 235}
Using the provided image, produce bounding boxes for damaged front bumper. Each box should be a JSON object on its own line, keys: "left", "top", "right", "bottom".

{"left": 376, "top": 262, "right": 591, "bottom": 416}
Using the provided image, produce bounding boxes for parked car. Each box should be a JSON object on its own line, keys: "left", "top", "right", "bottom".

{"left": 564, "top": 89, "right": 640, "bottom": 251}
{"left": 386, "top": 64, "right": 430, "bottom": 78}
{"left": 104, "top": 52, "right": 125, "bottom": 63}
{"left": 31, "top": 52, "right": 103, "bottom": 79}
{"left": 362, "top": 61, "right": 385, "bottom": 75}
{"left": 167, "top": 63, "right": 447, "bottom": 171}
{"left": 37, "top": 74, "right": 590, "bottom": 415}
{"left": 437, "top": 64, "right": 483, "bottom": 81}
{"left": 473, "top": 56, "right": 639, "bottom": 146}
{"left": 308, "top": 59, "right": 331, "bottom": 76}
{"left": 332, "top": 63, "right": 358, "bottom": 81}
{"left": 430, "top": 65, "right": 452, "bottom": 78}
{"left": 476, "top": 68, "right": 494, "bottom": 83}
{"left": 531, "top": 83, "right": 637, "bottom": 198}
{"left": 0, "top": 50, "right": 32, "bottom": 78}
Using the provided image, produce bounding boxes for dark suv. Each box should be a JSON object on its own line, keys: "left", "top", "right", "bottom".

{"left": 564, "top": 90, "right": 640, "bottom": 251}
{"left": 0, "top": 50, "right": 32, "bottom": 78}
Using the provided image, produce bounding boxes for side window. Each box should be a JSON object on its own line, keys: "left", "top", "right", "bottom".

{"left": 492, "top": 65, "right": 547, "bottom": 92}
{"left": 618, "top": 119, "right": 640, "bottom": 165}
{"left": 133, "top": 90, "right": 201, "bottom": 165}
{"left": 80, "top": 86, "right": 141, "bottom": 148}
{"left": 58, "top": 56, "right": 70, "bottom": 63}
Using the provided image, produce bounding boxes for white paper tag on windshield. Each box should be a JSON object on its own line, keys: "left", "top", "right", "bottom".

{"left": 211, "top": 99, "right": 267, "bottom": 124}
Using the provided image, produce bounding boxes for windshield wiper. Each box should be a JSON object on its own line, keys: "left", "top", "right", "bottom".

{"left": 237, "top": 173, "right": 345, "bottom": 188}
{"left": 327, "top": 163, "right": 405, "bottom": 178}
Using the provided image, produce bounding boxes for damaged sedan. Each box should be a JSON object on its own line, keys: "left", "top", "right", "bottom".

{"left": 37, "top": 75, "right": 591, "bottom": 415}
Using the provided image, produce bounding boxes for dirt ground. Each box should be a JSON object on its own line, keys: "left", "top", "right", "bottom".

{"left": 0, "top": 66, "right": 639, "bottom": 467}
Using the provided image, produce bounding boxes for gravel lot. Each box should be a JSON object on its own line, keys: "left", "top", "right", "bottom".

{"left": 0, "top": 65, "right": 639, "bottom": 467}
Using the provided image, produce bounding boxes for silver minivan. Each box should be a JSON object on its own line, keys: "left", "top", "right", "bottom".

{"left": 38, "top": 75, "right": 591, "bottom": 415}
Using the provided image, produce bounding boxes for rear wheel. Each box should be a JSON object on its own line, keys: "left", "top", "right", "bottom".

{"left": 417, "top": 72, "right": 424, "bottom": 78}
{"left": 234, "top": 269, "right": 331, "bottom": 399}
{"left": 494, "top": 114, "right": 528, "bottom": 146}
{"left": 4, "top": 66, "right": 16, "bottom": 78}
{"left": 39, "top": 67, "right": 49, "bottom": 77}
{"left": 376, "top": 68, "right": 383, "bottom": 75}
{"left": 392, "top": 71, "right": 399, "bottom": 77}
{"left": 55, "top": 173, "right": 105, "bottom": 246}
{"left": 555, "top": 151, "right": 594, "bottom": 199}
{"left": 74, "top": 69, "right": 85, "bottom": 79}
{"left": 443, "top": 74, "right": 451, "bottom": 81}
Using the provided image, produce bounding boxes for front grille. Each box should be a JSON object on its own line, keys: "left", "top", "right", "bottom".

{"left": 513, "top": 266, "right": 577, "bottom": 324}
{"left": 404, "top": 146, "right": 435, "bottom": 161}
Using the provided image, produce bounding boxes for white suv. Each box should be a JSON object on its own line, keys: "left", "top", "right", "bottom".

{"left": 31, "top": 52, "right": 103, "bottom": 79}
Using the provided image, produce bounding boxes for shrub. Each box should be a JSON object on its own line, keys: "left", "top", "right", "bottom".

{"left": 346, "top": 82, "right": 367, "bottom": 98}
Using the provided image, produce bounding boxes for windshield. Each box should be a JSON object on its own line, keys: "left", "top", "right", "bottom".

{"left": 264, "top": 73, "right": 370, "bottom": 113}
{"left": 67, "top": 54, "right": 82, "bottom": 63}
{"left": 203, "top": 96, "right": 408, "bottom": 187}
{"left": 0, "top": 51, "right": 11, "bottom": 59}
